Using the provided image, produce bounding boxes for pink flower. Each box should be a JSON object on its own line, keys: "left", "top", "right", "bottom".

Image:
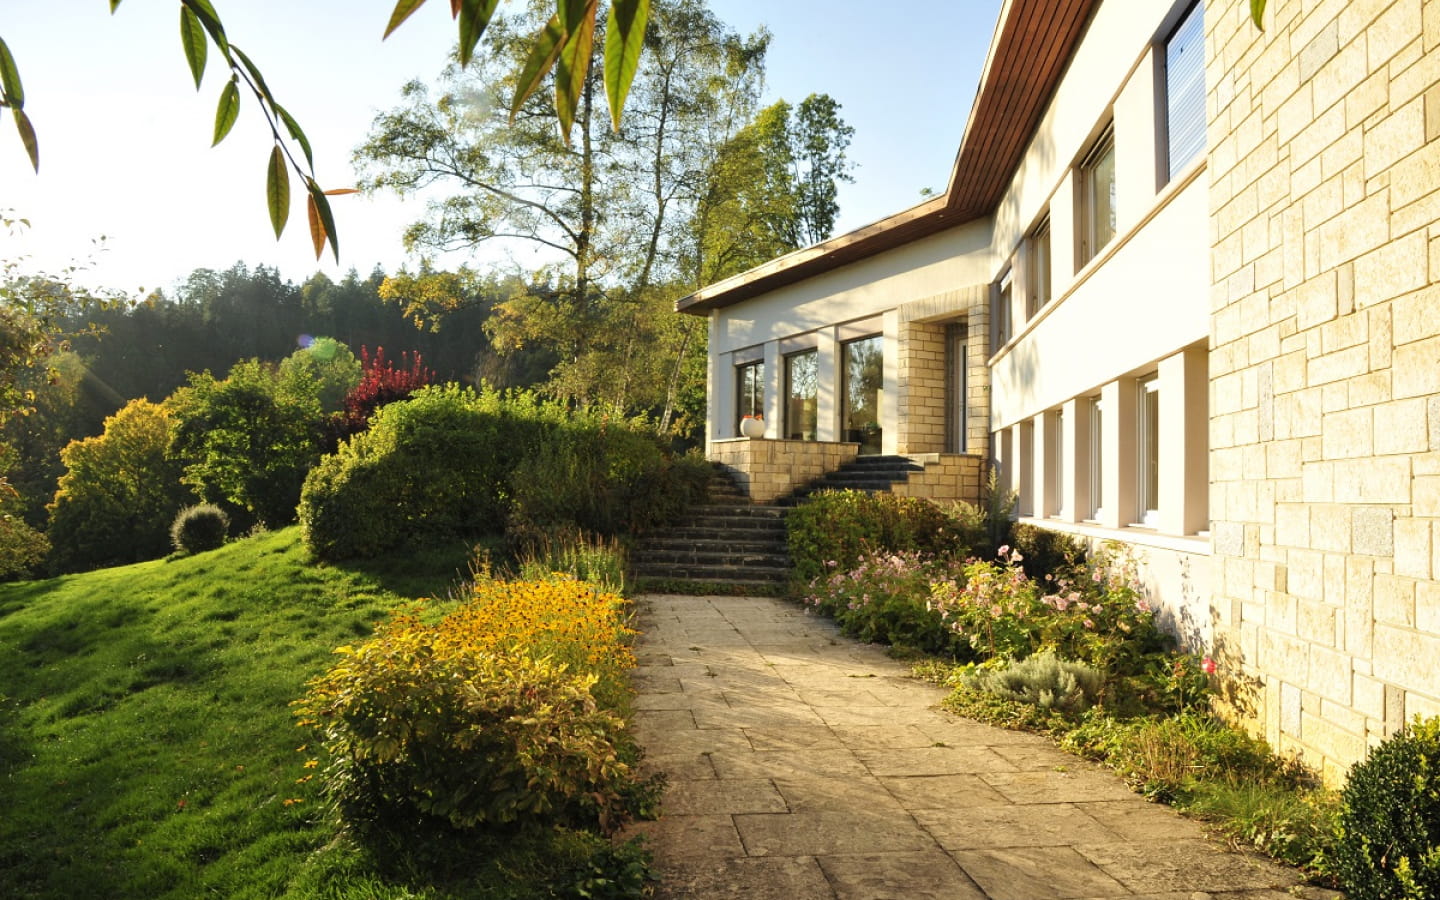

{"left": 1201, "top": 656, "right": 1217, "bottom": 675}
{"left": 1083, "top": 618, "right": 1095, "bottom": 629}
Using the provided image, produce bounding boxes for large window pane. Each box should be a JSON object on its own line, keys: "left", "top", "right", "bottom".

{"left": 1078, "top": 128, "right": 1116, "bottom": 267}
{"left": 1166, "top": 2, "right": 1206, "bottom": 180}
{"left": 1139, "top": 377, "right": 1160, "bottom": 526}
{"left": 785, "top": 351, "right": 818, "bottom": 440}
{"left": 842, "top": 336, "right": 883, "bottom": 455}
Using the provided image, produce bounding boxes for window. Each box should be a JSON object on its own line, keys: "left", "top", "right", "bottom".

{"left": 736, "top": 360, "right": 764, "bottom": 432}
{"left": 1077, "top": 126, "right": 1116, "bottom": 268}
{"left": 1089, "top": 395, "right": 1104, "bottom": 521}
{"left": 1027, "top": 217, "right": 1052, "bottom": 318}
{"left": 994, "top": 267, "right": 1013, "bottom": 347}
{"left": 1052, "top": 408, "right": 1066, "bottom": 518}
{"left": 842, "top": 335, "right": 883, "bottom": 455}
{"left": 1165, "top": 2, "right": 1205, "bottom": 180}
{"left": 784, "top": 351, "right": 818, "bottom": 440}
{"left": 1138, "top": 376, "right": 1160, "bottom": 527}
{"left": 945, "top": 324, "right": 967, "bottom": 453}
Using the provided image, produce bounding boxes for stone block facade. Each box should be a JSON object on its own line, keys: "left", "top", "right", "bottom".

{"left": 1208, "top": 0, "right": 1440, "bottom": 782}
{"left": 890, "top": 454, "right": 986, "bottom": 505}
{"left": 710, "top": 439, "right": 859, "bottom": 503}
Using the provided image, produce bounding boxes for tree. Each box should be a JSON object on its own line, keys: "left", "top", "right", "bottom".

{"left": 278, "top": 336, "right": 361, "bottom": 414}
{"left": 167, "top": 360, "right": 323, "bottom": 528}
{"left": 46, "top": 398, "right": 190, "bottom": 573}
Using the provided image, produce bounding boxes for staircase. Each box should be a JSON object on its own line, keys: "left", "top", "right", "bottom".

{"left": 781, "top": 454, "right": 924, "bottom": 504}
{"left": 630, "top": 468, "right": 790, "bottom": 595}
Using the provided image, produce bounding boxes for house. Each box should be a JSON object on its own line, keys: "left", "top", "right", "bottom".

{"left": 677, "top": 0, "right": 1440, "bottom": 782}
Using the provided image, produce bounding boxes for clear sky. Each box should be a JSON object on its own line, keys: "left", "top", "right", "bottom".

{"left": 1, "top": 1, "right": 1003, "bottom": 297}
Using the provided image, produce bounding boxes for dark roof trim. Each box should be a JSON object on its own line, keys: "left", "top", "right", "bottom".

{"left": 677, "top": 0, "right": 1099, "bottom": 316}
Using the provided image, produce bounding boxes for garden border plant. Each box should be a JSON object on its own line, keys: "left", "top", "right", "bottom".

{"left": 790, "top": 485, "right": 1347, "bottom": 886}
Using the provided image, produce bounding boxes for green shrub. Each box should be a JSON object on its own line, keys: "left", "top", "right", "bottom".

{"left": 295, "top": 579, "right": 640, "bottom": 831}
{"left": 1080, "top": 712, "right": 1286, "bottom": 804}
{"left": 805, "top": 549, "right": 971, "bottom": 657}
{"left": 964, "top": 651, "right": 1102, "bottom": 715}
{"left": 1334, "top": 715, "right": 1440, "bottom": 899}
{"left": 787, "top": 490, "right": 966, "bottom": 584}
{"left": 169, "top": 503, "right": 230, "bottom": 555}
{"left": 1010, "top": 521, "right": 1086, "bottom": 583}
{"left": 167, "top": 360, "right": 324, "bottom": 528}
{"left": 301, "top": 386, "right": 704, "bottom": 561}
{"left": 47, "top": 398, "right": 193, "bottom": 572}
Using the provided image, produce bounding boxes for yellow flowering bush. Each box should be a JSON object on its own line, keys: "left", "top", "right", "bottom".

{"left": 294, "top": 576, "right": 640, "bottom": 831}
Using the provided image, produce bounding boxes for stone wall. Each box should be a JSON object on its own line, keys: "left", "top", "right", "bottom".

{"left": 710, "top": 439, "right": 859, "bottom": 503}
{"left": 1208, "top": 0, "right": 1440, "bottom": 782}
{"left": 891, "top": 454, "right": 986, "bottom": 505}
{"left": 896, "top": 320, "right": 949, "bottom": 454}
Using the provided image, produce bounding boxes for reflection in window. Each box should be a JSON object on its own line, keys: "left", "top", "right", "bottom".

{"left": 842, "top": 336, "right": 883, "bottom": 455}
{"left": 1078, "top": 127, "right": 1116, "bottom": 268}
{"left": 1028, "top": 217, "right": 1052, "bottom": 318}
{"left": 785, "top": 351, "right": 818, "bottom": 441}
{"left": 1166, "top": 2, "right": 1206, "bottom": 180}
{"left": 736, "top": 360, "right": 763, "bottom": 432}
{"left": 1089, "top": 396, "right": 1104, "bottom": 521}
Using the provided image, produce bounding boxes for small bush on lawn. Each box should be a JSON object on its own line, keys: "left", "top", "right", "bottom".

{"left": 806, "top": 549, "right": 971, "bottom": 656}
{"left": 295, "top": 576, "right": 642, "bottom": 833}
{"left": 964, "top": 651, "right": 1102, "bottom": 715}
{"left": 169, "top": 503, "right": 230, "bottom": 555}
{"left": 787, "top": 490, "right": 965, "bottom": 584}
{"left": 1333, "top": 715, "right": 1440, "bottom": 899}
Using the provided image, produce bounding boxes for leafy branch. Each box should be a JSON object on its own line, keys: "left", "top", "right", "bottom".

{"left": 1, "top": 0, "right": 652, "bottom": 259}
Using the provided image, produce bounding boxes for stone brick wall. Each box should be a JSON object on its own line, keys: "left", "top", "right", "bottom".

{"left": 710, "top": 439, "right": 859, "bottom": 503}
{"left": 890, "top": 454, "right": 985, "bottom": 505}
{"left": 1208, "top": 0, "right": 1440, "bottom": 781}
{"left": 896, "top": 320, "right": 949, "bottom": 454}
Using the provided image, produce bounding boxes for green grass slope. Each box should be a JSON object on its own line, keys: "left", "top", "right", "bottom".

{"left": 0, "top": 528, "right": 484, "bottom": 899}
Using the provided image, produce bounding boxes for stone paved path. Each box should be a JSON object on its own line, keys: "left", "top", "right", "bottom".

{"left": 627, "top": 594, "right": 1337, "bottom": 900}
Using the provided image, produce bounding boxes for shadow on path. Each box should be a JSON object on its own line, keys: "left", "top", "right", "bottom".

{"left": 626, "top": 594, "right": 1338, "bottom": 900}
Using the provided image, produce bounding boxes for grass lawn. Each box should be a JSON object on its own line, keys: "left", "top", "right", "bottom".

{"left": 0, "top": 528, "right": 631, "bottom": 899}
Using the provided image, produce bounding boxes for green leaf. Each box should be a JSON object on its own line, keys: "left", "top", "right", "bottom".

{"left": 554, "top": 5, "right": 596, "bottom": 143}
{"left": 0, "top": 37, "right": 25, "bottom": 108}
{"left": 384, "top": 0, "right": 428, "bottom": 39}
{"left": 180, "top": 6, "right": 208, "bottom": 89}
{"left": 13, "top": 107, "right": 37, "bottom": 173}
{"left": 1251, "top": 0, "right": 1266, "bottom": 30}
{"left": 510, "top": 13, "right": 565, "bottom": 121}
{"left": 181, "top": 0, "right": 229, "bottom": 56}
{"left": 308, "top": 180, "right": 340, "bottom": 263}
{"left": 274, "top": 102, "right": 313, "bottom": 171}
{"left": 306, "top": 192, "right": 327, "bottom": 260}
{"left": 230, "top": 46, "right": 273, "bottom": 103}
{"left": 213, "top": 78, "right": 240, "bottom": 146}
{"left": 266, "top": 145, "right": 290, "bottom": 239}
{"left": 109, "top": 0, "right": 123, "bottom": 11}
{"left": 603, "top": 0, "right": 648, "bottom": 130}
{"left": 456, "top": 0, "right": 502, "bottom": 67}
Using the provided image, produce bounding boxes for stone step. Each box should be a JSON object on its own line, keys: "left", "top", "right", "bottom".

{"left": 641, "top": 536, "right": 784, "bottom": 553}
{"left": 660, "top": 526, "right": 787, "bottom": 542}
{"left": 631, "top": 548, "right": 789, "bottom": 568}
{"left": 630, "top": 561, "right": 790, "bottom": 582}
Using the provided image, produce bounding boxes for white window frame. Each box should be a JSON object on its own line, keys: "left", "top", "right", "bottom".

{"left": 1077, "top": 125, "right": 1117, "bottom": 269}
{"left": 1027, "top": 215, "right": 1052, "bottom": 319}
{"left": 1137, "top": 375, "right": 1161, "bottom": 528}
{"left": 1088, "top": 395, "right": 1105, "bottom": 522}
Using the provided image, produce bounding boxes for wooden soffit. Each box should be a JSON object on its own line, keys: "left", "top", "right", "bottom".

{"left": 678, "top": 0, "right": 1099, "bottom": 315}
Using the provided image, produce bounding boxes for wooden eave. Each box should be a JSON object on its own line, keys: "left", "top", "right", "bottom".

{"left": 677, "top": 0, "right": 1099, "bottom": 316}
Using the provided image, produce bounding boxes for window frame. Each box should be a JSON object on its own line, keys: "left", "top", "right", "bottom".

{"left": 1163, "top": 1, "right": 1206, "bottom": 182}
{"left": 1076, "top": 125, "right": 1117, "bottom": 270}
{"left": 783, "top": 349, "right": 818, "bottom": 441}
{"left": 735, "top": 359, "right": 764, "bottom": 432}
{"left": 1027, "top": 215, "right": 1052, "bottom": 319}
{"left": 1088, "top": 395, "right": 1105, "bottom": 522}
{"left": 994, "top": 266, "right": 1014, "bottom": 349}
{"left": 1137, "top": 375, "right": 1161, "bottom": 528}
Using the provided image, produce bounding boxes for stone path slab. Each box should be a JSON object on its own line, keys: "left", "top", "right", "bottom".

{"left": 627, "top": 595, "right": 1340, "bottom": 900}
